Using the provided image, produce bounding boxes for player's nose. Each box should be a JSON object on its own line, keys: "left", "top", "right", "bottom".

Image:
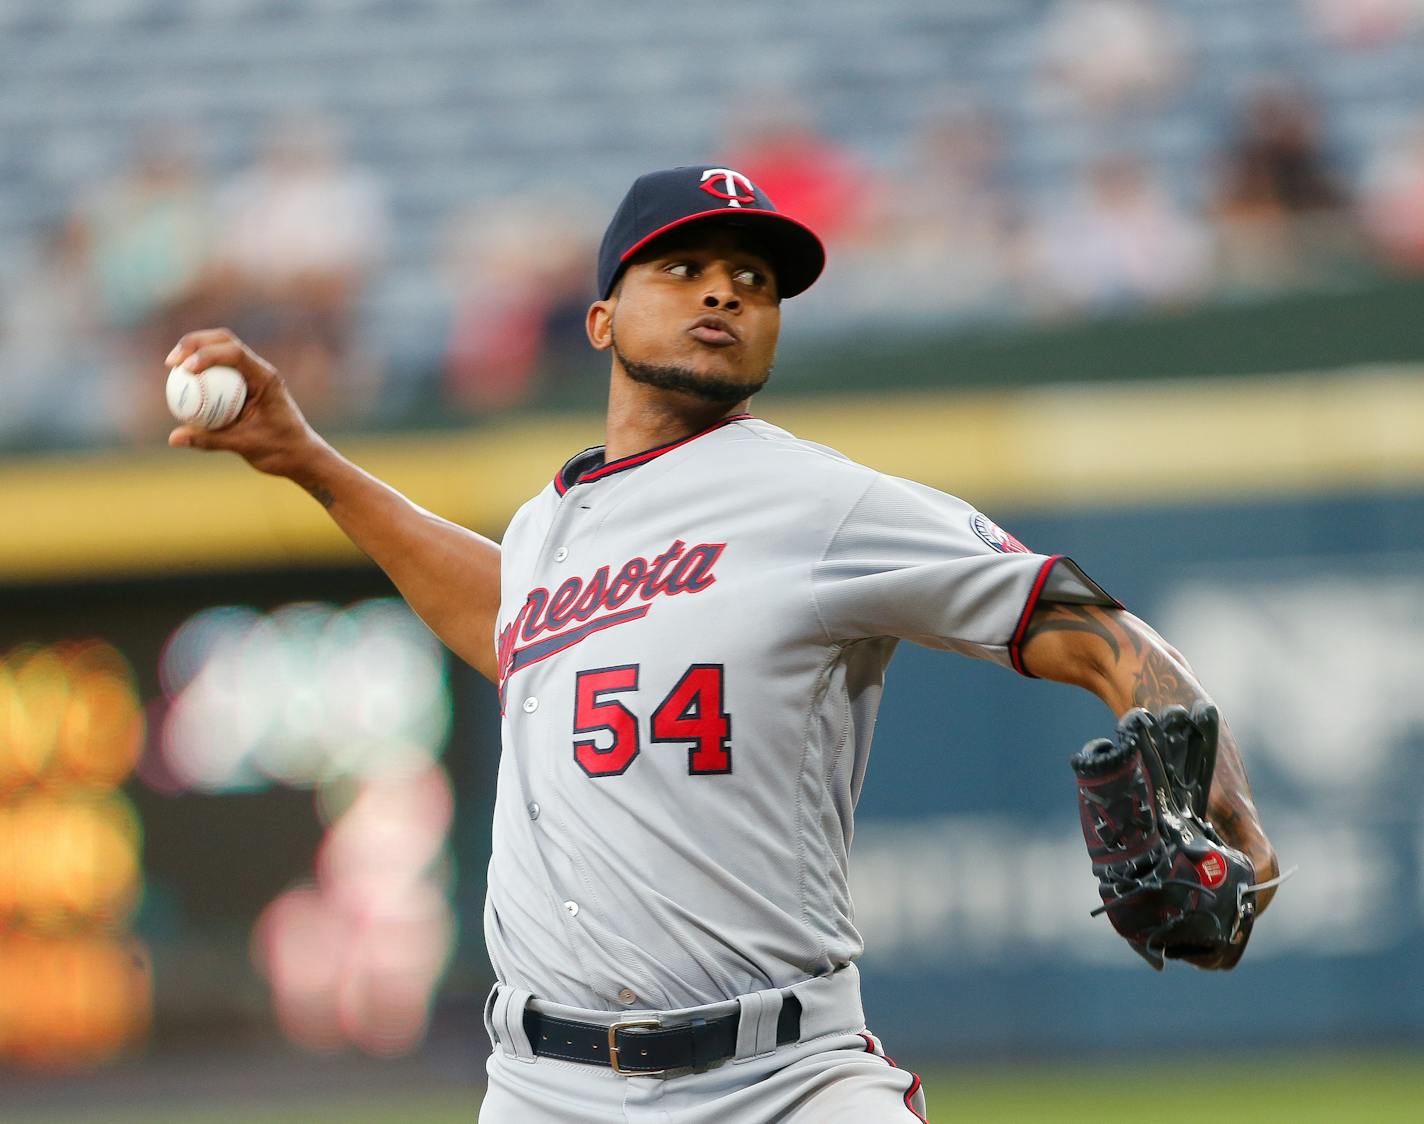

{"left": 700, "top": 268, "right": 740, "bottom": 311}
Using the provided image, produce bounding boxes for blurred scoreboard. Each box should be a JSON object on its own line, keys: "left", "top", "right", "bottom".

{"left": 0, "top": 566, "right": 497, "bottom": 1071}
{"left": 0, "top": 634, "right": 146, "bottom": 1068}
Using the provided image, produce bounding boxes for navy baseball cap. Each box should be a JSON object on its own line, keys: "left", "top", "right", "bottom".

{"left": 597, "top": 165, "right": 826, "bottom": 300}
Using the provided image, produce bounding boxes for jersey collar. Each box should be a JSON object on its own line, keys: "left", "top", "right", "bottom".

{"left": 554, "top": 413, "right": 752, "bottom": 496}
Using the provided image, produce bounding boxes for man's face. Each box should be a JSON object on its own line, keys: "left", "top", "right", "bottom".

{"left": 591, "top": 226, "right": 782, "bottom": 405}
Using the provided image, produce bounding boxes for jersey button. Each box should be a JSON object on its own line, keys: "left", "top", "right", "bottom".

{"left": 617, "top": 988, "right": 638, "bottom": 1005}
{"left": 522, "top": 696, "right": 539, "bottom": 714}
{"left": 563, "top": 900, "right": 579, "bottom": 917}
{"left": 554, "top": 546, "right": 569, "bottom": 562}
{"left": 527, "top": 802, "right": 540, "bottom": 821}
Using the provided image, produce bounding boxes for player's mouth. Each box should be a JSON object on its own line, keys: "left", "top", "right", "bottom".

{"left": 688, "top": 315, "right": 739, "bottom": 348}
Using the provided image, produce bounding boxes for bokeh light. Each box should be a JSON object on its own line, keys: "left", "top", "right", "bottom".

{"left": 0, "top": 932, "right": 150, "bottom": 1071}
{"left": 155, "top": 598, "right": 457, "bottom": 1058}
{"left": 159, "top": 599, "right": 450, "bottom": 794}
{"left": 0, "top": 640, "right": 150, "bottom": 1070}
{"left": 2, "top": 792, "right": 142, "bottom": 929}
{"left": 252, "top": 768, "right": 457, "bottom": 1059}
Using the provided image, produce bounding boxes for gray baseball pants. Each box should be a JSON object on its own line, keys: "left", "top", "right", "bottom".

{"left": 478, "top": 964, "right": 928, "bottom": 1123}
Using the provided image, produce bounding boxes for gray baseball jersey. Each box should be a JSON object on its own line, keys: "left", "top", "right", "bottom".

{"left": 487, "top": 414, "right": 1115, "bottom": 1013}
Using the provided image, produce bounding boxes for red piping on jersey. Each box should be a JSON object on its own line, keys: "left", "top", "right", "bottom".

{"left": 860, "top": 1032, "right": 928, "bottom": 1123}
{"left": 1008, "top": 555, "right": 1124, "bottom": 676}
{"left": 553, "top": 413, "right": 752, "bottom": 495}
{"left": 1009, "top": 554, "right": 1064, "bottom": 677}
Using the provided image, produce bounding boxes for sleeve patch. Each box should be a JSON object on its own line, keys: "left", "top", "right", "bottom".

{"left": 970, "top": 512, "right": 1032, "bottom": 555}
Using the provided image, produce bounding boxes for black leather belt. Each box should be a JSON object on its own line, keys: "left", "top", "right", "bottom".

{"left": 523, "top": 994, "right": 802, "bottom": 1075}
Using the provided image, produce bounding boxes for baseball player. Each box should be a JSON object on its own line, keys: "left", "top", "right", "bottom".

{"left": 166, "top": 165, "right": 1279, "bottom": 1122}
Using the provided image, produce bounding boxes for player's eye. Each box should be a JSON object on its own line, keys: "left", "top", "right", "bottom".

{"left": 733, "top": 267, "right": 765, "bottom": 286}
{"left": 665, "top": 262, "right": 696, "bottom": 278}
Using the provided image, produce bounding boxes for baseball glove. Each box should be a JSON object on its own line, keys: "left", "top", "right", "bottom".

{"left": 1070, "top": 703, "right": 1261, "bottom": 970}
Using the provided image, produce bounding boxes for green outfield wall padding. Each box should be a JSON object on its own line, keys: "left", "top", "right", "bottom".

{"left": 769, "top": 276, "right": 1424, "bottom": 394}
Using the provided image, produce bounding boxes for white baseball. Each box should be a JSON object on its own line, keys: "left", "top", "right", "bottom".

{"left": 166, "top": 364, "right": 248, "bottom": 430}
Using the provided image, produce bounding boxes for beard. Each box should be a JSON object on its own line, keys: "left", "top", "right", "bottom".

{"left": 612, "top": 333, "right": 771, "bottom": 406}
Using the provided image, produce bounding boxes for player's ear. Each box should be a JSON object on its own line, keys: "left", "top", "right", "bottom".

{"left": 586, "top": 299, "right": 614, "bottom": 352}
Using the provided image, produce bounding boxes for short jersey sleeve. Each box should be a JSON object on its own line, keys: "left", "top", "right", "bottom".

{"left": 811, "top": 473, "right": 1118, "bottom": 673}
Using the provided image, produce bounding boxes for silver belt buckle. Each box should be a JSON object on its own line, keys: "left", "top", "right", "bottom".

{"left": 608, "top": 1018, "right": 664, "bottom": 1075}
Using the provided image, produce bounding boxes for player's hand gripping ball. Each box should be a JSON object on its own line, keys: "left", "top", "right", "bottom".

{"left": 165, "top": 364, "right": 247, "bottom": 430}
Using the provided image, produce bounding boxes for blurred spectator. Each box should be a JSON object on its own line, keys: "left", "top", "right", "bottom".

{"left": 1362, "top": 118, "right": 1424, "bottom": 271}
{"left": 79, "top": 129, "right": 213, "bottom": 439}
{"left": 1218, "top": 84, "right": 1350, "bottom": 214}
{"left": 440, "top": 199, "right": 595, "bottom": 413}
{"left": 0, "top": 218, "right": 121, "bottom": 447}
{"left": 836, "top": 100, "right": 1018, "bottom": 321}
{"left": 1212, "top": 83, "right": 1363, "bottom": 290}
{"left": 1310, "top": 0, "right": 1424, "bottom": 49}
{"left": 86, "top": 131, "right": 210, "bottom": 335}
{"left": 211, "top": 114, "right": 388, "bottom": 420}
{"left": 1037, "top": 0, "right": 1189, "bottom": 114}
{"left": 1023, "top": 154, "right": 1210, "bottom": 314}
{"left": 719, "top": 95, "right": 878, "bottom": 246}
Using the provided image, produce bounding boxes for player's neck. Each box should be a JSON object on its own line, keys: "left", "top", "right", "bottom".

{"left": 603, "top": 380, "right": 749, "bottom": 463}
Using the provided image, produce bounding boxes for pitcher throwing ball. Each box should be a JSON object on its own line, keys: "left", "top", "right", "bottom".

{"left": 167, "top": 165, "right": 1280, "bottom": 1122}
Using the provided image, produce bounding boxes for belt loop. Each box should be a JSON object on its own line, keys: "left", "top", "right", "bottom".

{"left": 493, "top": 985, "right": 537, "bottom": 1063}
{"left": 734, "top": 989, "right": 783, "bottom": 1060}
{"left": 787, "top": 962, "right": 863, "bottom": 1041}
{"left": 482, "top": 983, "right": 501, "bottom": 1050}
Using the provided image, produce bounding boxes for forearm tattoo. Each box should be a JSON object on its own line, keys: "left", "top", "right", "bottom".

{"left": 1131, "top": 645, "right": 1189, "bottom": 713}
{"left": 307, "top": 484, "right": 335, "bottom": 509}
{"left": 1018, "top": 603, "right": 1121, "bottom": 663}
{"left": 1024, "top": 603, "right": 1275, "bottom": 879}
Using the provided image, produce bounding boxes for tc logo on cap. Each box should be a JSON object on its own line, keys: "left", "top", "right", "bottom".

{"left": 699, "top": 168, "right": 757, "bottom": 208}
{"left": 596, "top": 164, "right": 825, "bottom": 299}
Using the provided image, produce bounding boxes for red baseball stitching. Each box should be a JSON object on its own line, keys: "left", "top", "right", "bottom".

{"left": 198, "top": 369, "right": 243, "bottom": 428}
{"left": 194, "top": 372, "right": 211, "bottom": 425}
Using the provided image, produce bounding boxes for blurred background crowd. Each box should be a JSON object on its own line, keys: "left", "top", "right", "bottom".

{"left": 2, "top": 0, "right": 1423, "bottom": 448}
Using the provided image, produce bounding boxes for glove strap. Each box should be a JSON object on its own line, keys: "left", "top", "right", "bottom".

{"left": 1241, "top": 865, "right": 1298, "bottom": 896}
